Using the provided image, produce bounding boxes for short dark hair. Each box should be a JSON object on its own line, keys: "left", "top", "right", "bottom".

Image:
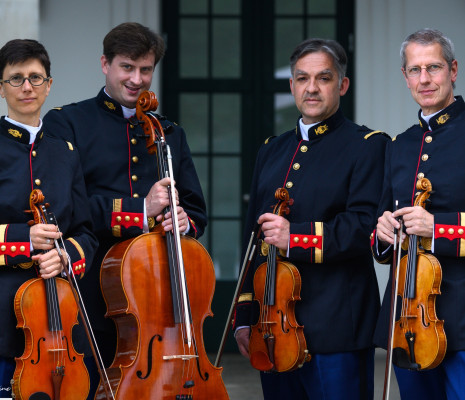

{"left": 103, "top": 22, "right": 165, "bottom": 65}
{"left": 290, "top": 38, "right": 347, "bottom": 86}
{"left": 0, "top": 39, "right": 51, "bottom": 78}
{"left": 400, "top": 28, "right": 455, "bottom": 70}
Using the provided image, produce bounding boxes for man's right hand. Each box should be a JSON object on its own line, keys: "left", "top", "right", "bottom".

{"left": 235, "top": 327, "right": 251, "bottom": 359}
{"left": 145, "top": 177, "right": 176, "bottom": 218}
{"left": 376, "top": 210, "right": 401, "bottom": 245}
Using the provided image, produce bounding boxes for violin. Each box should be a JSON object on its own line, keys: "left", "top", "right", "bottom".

{"left": 390, "top": 178, "right": 447, "bottom": 371}
{"left": 248, "top": 188, "right": 309, "bottom": 372}
{"left": 95, "top": 91, "right": 229, "bottom": 399}
{"left": 12, "top": 189, "right": 89, "bottom": 400}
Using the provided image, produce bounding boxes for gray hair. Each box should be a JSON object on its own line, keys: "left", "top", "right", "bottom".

{"left": 290, "top": 38, "right": 347, "bottom": 86}
{"left": 400, "top": 28, "right": 455, "bottom": 70}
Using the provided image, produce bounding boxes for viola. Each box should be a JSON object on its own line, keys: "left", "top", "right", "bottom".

{"left": 12, "top": 189, "right": 89, "bottom": 400}
{"left": 391, "top": 178, "right": 447, "bottom": 371}
{"left": 95, "top": 91, "right": 229, "bottom": 399}
{"left": 248, "top": 188, "right": 309, "bottom": 372}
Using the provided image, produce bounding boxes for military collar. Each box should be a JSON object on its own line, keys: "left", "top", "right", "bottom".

{"left": 418, "top": 96, "right": 465, "bottom": 131}
{"left": 296, "top": 108, "right": 345, "bottom": 141}
{"left": 0, "top": 116, "right": 45, "bottom": 145}
{"left": 97, "top": 87, "right": 125, "bottom": 118}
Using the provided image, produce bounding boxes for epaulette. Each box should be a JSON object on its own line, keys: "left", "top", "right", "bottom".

{"left": 363, "top": 130, "right": 390, "bottom": 140}
{"left": 264, "top": 135, "right": 276, "bottom": 144}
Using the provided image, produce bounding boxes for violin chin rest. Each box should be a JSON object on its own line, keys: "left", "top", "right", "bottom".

{"left": 250, "top": 350, "right": 275, "bottom": 372}
{"left": 29, "top": 393, "right": 51, "bottom": 400}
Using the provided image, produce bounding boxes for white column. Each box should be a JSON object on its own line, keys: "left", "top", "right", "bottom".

{"left": 0, "top": 0, "right": 39, "bottom": 115}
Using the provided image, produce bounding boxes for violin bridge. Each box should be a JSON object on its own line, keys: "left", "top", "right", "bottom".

{"left": 47, "top": 348, "right": 67, "bottom": 352}
{"left": 163, "top": 355, "right": 199, "bottom": 361}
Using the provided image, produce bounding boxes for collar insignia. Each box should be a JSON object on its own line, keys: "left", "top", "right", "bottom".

{"left": 8, "top": 129, "right": 22, "bottom": 138}
{"left": 315, "top": 124, "right": 329, "bottom": 135}
{"left": 104, "top": 101, "right": 116, "bottom": 111}
{"left": 436, "top": 113, "right": 450, "bottom": 125}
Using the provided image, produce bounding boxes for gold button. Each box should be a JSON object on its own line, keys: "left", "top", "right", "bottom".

{"left": 125, "top": 216, "right": 130, "bottom": 222}
{"left": 286, "top": 181, "right": 293, "bottom": 188}
{"left": 421, "top": 154, "right": 429, "bottom": 161}
{"left": 134, "top": 217, "right": 140, "bottom": 223}
{"left": 1, "top": 245, "right": 6, "bottom": 251}
{"left": 425, "top": 136, "right": 432, "bottom": 143}
{"left": 34, "top": 179, "right": 41, "bottom": 186}
{"left": 132, "top": 156, "right": 139, "bottom": 163}
{"left": 459, "top": 229, "right": 464, "bottom": 235}
{"left": 83, "top": 263, "right": 86, "bottom": 268}
{"left": 130, "top": 125, "right": 134, "bottom": 129}
{"left": 439, "top": 228, "right": 445, "bottom": 234}
{"left": 131, "top": 138, "right": 137, "bottom": 145}
{"left": 32, "top": 150, "right": 37, "bottom": 157}
{"left": 417, "top": 172, "right": 425, "bottom": 179}
{"left": 448, "top": 228, "right": 455, "bottom": 235}
{"left": 116, "top": 216, "right": 122, "bottom": 222}
{"left": 132, "top": 175, "right": 138, "bottom": 182}
{"left": 20, "top": 246, "right": 25, "bottom": 252}
{"left": 133, "top": 193, "right": 139, "bottom": 198}
{"left": 303, "top": 237, "right": 308, "bottom": 243}
{"left": 370, "top": 233, "right": 374, "bottom": 239}
{"left": 293, "top": 237, "right": 299, "bottom": 243}
{"left": 300, "top": 145, "right": 308, "bottom": 153}
{"left": 293, "top": 163, "right": 300, "bottom": 170}
{"left": 312, "top": 238, "right": 318, "bottom": 244}
{"left": 10, "top": 246, "right": 16, "bottom": 252}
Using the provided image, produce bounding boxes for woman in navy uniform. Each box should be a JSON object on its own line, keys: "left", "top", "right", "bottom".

{"left": 234, "top": 38, "right": 388, "bottom": 399}
{"left": 373, "top": 29, "right": 465, "bottom": 399}
{"left": 0, "top": 39, "right": 97, "bottom": 395}
{"left": 43, "top": 23, "right": 207, "bottom": 398}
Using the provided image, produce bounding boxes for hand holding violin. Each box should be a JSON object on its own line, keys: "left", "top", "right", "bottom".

{"left": 258, "top": 213, "right": 290, "bottom": 251}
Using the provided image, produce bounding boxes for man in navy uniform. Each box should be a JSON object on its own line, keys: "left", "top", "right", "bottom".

{"left": 0, "top": 39, "right": 97, "bottom": 396}
{"left": 43, "top": 22, "right": 206, "bottom": 397}
{"left": 234, "top": 38, "right": 388, "bottom": 399}
{"left": 373, "top": 28, "right": 465, "bottom": 399}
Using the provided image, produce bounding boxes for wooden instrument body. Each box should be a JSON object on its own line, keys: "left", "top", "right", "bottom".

{"left": 96, "top": 232, "right": 228, "bottom": 399}
{"left": 393, "top": 251, "right": 447, "bottom": 370}
{"left": 13, "top": 277, "right": 89, "bottom": 399}
{"left": 249, "top": 259, "right": 307, "bottom": 372}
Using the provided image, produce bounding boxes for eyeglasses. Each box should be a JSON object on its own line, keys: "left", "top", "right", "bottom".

{"left": 0, "top": 74, "right": 51, "bottom": 87}
{"left": 404, "top": 63, "right": 445, "bottom": 78}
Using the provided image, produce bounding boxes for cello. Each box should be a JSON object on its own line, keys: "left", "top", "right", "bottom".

{"left": 248, "top": 188, "right": 309, "bottom": 372}
{"left": 95, "top": 91, "right": 229, "bottom": 399}
{"left": 12, "top": 189, "right": 89, "bottom": 400}
{"left": 385, "top": 178, "right": 446, "bottom": 381}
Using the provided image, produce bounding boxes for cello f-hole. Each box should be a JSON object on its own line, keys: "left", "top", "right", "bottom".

{"left": 136, "top": 334, "right": 163, "bottom": 380}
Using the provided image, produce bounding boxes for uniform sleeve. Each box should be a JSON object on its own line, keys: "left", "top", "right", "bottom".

{"left": 0, "top": 223, "right": 32, "bottom": 266}
{"left": 432, "top": 213, "right": 465, "bottom": 257}
{"left": 288, "top": 134, "right": 389, "bottom": 264}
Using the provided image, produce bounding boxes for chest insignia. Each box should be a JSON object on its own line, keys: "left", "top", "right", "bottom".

{"left": 8, "top": 128, "right": 22, "bottom": 138}
{"left": 104, "top": 101, "right": 116, "bottom": 111}
{"left": 436, "top": 113, "right": 450, "bottom": 125}
{"left": 315, "top": 124, "right": 329, "bottom": 135}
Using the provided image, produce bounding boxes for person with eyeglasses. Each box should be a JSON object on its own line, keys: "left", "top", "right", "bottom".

{"left": 372, "top": 28, "right": 465, "bottom": 399}
{"left": 0, "top": 39, "right": 97, "bottom": 396}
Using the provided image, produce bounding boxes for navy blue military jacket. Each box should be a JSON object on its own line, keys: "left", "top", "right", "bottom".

{"left": 43, "top": 88, "right": 207, "bottom": 331}
{"left": 373, "top": 96, "right": 465, "bottom": 352}
{"left": 235, "top": 108, "right": 389, "bottom": 353}
{"left": 0, "top": 117, "right": 97, "bottom": 357}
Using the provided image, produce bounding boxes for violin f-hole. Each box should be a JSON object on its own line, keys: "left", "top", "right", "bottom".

{"left": 63, "top": 335, "right": 77, "bottom": 362}
{"left": 136, "top": 334, "right": 162, "bottom": 380}
{"left": 31, "top": 337, "right": 45, "bottom": 364}
{"left": 417, "top": 304, "right": 431, "bottom": 327}
{"left": 277, "top": 309, "right": 289, "bottom": 333}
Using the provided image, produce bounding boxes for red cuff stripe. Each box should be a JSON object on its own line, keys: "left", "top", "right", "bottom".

{"left": 435, "top": 224, "right": 465, "bottom": 241}
{"left": 290, "top": 234, "right": 322, "bottom": 250}
{"left": 0, "top": 242, "right": 30, "bottom": 258}
{"left": 111, "top": 212, "right": 144, "bottom": 229}
{"left": 72, "top": 258, "right": 86, "bottom": 275}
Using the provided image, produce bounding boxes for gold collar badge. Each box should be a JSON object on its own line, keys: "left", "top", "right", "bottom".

{"left": 315, "top": 124, "right": 329, "bottom": 135}
{"left": 8, "top": 129, "right": 22, "bottom": 138}
{"left": 436, "top": 113, "right": 450, "bottom": 125}
{"left": 104, "top": 101, "right": 116, "bottom": 111}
